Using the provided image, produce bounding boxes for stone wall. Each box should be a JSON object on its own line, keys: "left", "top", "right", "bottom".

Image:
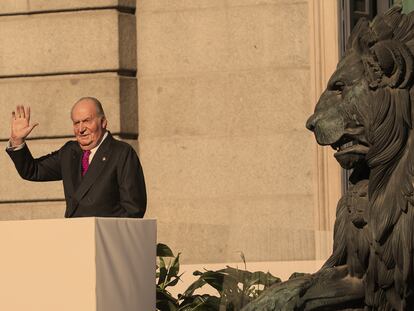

{"left": 137, "top": 0, "right": 321, "bottom": 265}
{"left": 0, "top": 0, "right": 340, "bottom": 269}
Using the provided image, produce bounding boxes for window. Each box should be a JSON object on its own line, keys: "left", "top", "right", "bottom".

{"left": 339, "top": 0, "right": 395, "bottom": 192}
{"left": 340, "top": 0, "right": 395, "bottom": 56}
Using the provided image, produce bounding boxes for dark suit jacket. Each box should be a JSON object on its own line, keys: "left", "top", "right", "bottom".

{"left": 6, "top": 132, "right": 146, "bottom": 218}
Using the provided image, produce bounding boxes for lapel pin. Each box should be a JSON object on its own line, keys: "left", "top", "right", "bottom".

{"left": 102, "top": 156, "right": 107, "bottom": 161}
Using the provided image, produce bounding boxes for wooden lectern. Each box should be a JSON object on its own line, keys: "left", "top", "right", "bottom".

{"left": 0, "top": 218, "right": 156, "bottom": 311}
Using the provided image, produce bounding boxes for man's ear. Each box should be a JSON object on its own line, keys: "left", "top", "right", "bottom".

{"left": 102, "top": 117, "right": 107, "bottom": 129}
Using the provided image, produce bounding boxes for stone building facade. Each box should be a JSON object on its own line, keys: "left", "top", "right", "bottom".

{"left": 0, "top": 0, "right": 341, "bottom": 281}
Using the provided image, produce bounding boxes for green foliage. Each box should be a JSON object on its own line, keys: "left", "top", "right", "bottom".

{"left": 156, "top": 244, "right": 281, "bottom": 311}
{"left": 156, "top": 243, "right": 182, "bottom": 311}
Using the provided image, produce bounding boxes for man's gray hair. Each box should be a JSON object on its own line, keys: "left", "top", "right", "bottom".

{"left": 72, "top": 97, "right": 106, "bottom": 117}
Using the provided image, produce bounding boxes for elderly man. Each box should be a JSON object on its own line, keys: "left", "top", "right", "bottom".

{"left": 6, "top": 97, "right": 146, "bottom": 218}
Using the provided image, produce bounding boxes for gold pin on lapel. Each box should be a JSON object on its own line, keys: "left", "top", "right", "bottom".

{"left": 102, "top": 157, "right": 107, "bottom": 161}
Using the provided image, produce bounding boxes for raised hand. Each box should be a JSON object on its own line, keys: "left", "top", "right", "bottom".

{"left": 10, "top": 105, "right": 39, "bottom": 147}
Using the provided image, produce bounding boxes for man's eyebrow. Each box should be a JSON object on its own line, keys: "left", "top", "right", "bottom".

{"left": 73, "top": 117, "right": 92, "bottom": 123}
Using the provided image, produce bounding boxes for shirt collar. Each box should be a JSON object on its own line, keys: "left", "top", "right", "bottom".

{"left": 89, "top": 131, "right": 108, "bottom": 158}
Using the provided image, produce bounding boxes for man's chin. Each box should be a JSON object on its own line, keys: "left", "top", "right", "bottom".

{"left": 77, "top": 139, "right": 93, "bottom": 150}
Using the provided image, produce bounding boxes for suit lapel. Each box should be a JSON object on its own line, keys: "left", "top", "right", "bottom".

{"left": 71, "top": 145, "right": 82, "bottom": 191}
{"left": 64, "top": 144, "right": 82, "bottom": 217}
{"left": 70, "top": 133, "right": 113, "bottom": 216}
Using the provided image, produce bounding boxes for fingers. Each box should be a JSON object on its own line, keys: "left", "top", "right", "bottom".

{"left": 14, "top": 106, "right": 22, "bottom": 118}
{"left": 16, "top": 105, "right": 22, "bottom": 118}
{"left": 20, "top": 105, "right": 25, "bottom": 119}
{"left": 25, "top": 106, "right": 30, "bottom": 123}
{"left": 12, "top": 105, "right": 31, "bottom": 119}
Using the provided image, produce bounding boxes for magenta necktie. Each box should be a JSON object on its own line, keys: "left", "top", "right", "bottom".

{"left": 81, "top": 150, "right": 91, "bottom": 176}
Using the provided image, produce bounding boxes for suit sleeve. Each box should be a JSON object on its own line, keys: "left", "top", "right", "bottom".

{"left": 118, "top": 146, "right": 147, "bottom": 218}
{"left": 6, "top": 143, "right": 62, "bottom": 181}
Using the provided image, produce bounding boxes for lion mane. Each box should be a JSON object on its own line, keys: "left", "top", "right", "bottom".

{"left": 331, "top": 6, "right": 414, "bottom": 310}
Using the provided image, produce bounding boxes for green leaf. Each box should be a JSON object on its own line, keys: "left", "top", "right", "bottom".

{"left": 184, "top": 270, "right": 239, "bottom": 297}
{"left": 165, "top": 272, "right": 183, "bottom": 288}
{"left": 197, "top": 271, "right": 227, "bottom": 293}
{"left": 178, "top": 294, "right": 221, "bottom": 311}
{"left": 167, "top": 253, "right": 181, "bottom": 281}
{"left": 158, "top": 257, "right": 168, "bottom": 286}
{"left": 156, "top": 299, "right": 179, "bottom": 311}
{"left": 219, "top": 266, "right": 249, "bottom": 280}
{"left": 156, "top": 286, "right": 177, "bottom": 302}
{"left": 182, "top": 277, "right": 208, "bottom": 297}
{"left": 156, "top": 244, "right": 283, "bottom": 311}
{"left": 157, "top": 243, "right": 175, "bottom": 257}
{"left": 156, "top": 286, "right": 179, "bottom": 311}
{"left": 239, "top": 252, "right": 247, "bottom": 270}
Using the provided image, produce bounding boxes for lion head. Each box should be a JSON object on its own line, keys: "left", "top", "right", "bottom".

{"left": 306, "top": 4, "right": 414, "bottom": 243}
{"left": 306, "top": 6, "right": 414, "bottom": 178}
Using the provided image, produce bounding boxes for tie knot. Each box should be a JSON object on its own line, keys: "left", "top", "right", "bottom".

{"left": 83, "top": 150, "right": 91, "bottom": 156}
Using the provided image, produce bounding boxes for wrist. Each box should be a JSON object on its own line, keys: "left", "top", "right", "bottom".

{"left": 10, "top": 137, "right": 24, "bottom": 147}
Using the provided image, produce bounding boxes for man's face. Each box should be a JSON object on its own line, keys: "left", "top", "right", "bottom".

{"left": 71, "top": 100, "right": 107, "bottom": 151}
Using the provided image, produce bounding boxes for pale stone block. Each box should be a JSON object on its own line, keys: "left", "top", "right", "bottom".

{"left": 149, "top": 195, "right": 315, "bottom": 263}
{"left": 0, "top": 2, "right": 26, "bottom": 14}
{"left": 157, "top": 220, "right": 315, "bottom": 263}
{"left": 226, "top": 3, "right": 309, "bottom": 70}
{"left": 137, "top": 4, "right": 308, "bottom": 76}
{"left": 227, "top": 224, "right": 315, "bottom": 262}
{"left": 0, "top": 11, "right": 136, "bottom": 76}
{"left": 119, "top": 11, "right": 137, "bottom": 71}
{"left": 0, "top": 73, "right": 137, "bottom": 139}
{"left": 137, "top": 8, "right": 230, "bottom": 76}
{"left": 137, "top": 0, "right": 224, "bottom": 12}
{"left": 31, "top": 202, "right": 66, "bottom": 219}
{"left": 226, "top": 69, "right": 312, "bottom": 133}
{"left": 226, "top": 0, "right": 308, "bottom": 7}
{"left": 137, "top": 0, "right": 307, "bottom": 12}
{"left": 156, "top": 220, "right": 230, "bottom": 263}
{"left": 138, "top": 68, "right": 311, "bottom": 138}
{"left": 146, "top": 194, "right": 314, "bottom": 231}
{"left": 0, "top": 1, "right": 136, "bottom": 14}
{"left": 140, "top": 133, "right": 314, "bottom": 201}
{"left": 0, "top": 202, "right": 65, "bottom": 220}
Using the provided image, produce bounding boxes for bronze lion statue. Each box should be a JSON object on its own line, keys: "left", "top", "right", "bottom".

{"left": 243, "top": 6, "right": 414, "bottom": 311}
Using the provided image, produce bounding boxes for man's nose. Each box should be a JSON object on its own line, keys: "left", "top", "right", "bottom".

{"left": 79, "top": 122, "right": 86, "bottom": 132}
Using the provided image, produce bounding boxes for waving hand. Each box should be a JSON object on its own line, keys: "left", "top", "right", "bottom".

{"left": 10, "top": 105, "right": 38, "bottom": 147}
